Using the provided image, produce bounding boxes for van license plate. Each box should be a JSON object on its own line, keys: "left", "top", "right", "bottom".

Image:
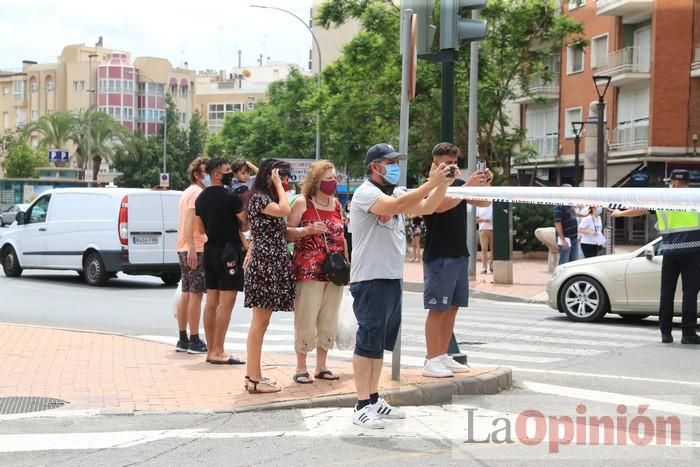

{"left": 132, "top": 235, "right": 159, "bottom": 245}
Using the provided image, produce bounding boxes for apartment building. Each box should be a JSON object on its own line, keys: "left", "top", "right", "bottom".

{"left": 514, "top": 0, "right": 700, "bottom": 196}
{"left": 194, "top": 62, "right": 297, "bottom": 134}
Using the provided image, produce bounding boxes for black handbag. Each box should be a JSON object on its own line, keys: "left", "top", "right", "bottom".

{"left": 221, "top": 242, "right": 239, "bottom": 277}
{"left": 312, "top": 200, "right": 350, "bottom": 286}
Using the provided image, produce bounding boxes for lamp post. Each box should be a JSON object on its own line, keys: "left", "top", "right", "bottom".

{"left": 137, "top": 73, "right": 167, "bottom": 174}
{"left": 593, "top": 75, "right": 612, "bottom": 187}
{"left": 250, "top": 4, "right": 322, "bottom": 160}
{"left": 571, "top": 121, "right": 585, "bottom": 187}
{"left": 87, "top": 53, "right": 98, "bottom": 186}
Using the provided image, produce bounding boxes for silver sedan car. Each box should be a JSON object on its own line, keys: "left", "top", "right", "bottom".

{"left": 0, "top": 204, "right": 29, "bottom": 227}
{"left": 547, "top": 238, "right": 700, "bottom": 322}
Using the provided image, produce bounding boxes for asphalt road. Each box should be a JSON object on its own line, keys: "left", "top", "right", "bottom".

{"left": 1, "top": 247, "right": 699, "bottom": 465}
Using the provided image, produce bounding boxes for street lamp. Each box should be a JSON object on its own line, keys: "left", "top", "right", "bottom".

{"left": 571, "top": 121, "right": 585, "bottom": 187}
{"left": 250, "top": 4, "right": 322, "bottom": 160}
{"left": 87, "top": 53, "right": 98, "bottom": 186}
{"left": 137, "top": 73, "right": 167, "bottom": 174}
{"left": 593, "top": 75, "right": 612, "bottom": 188}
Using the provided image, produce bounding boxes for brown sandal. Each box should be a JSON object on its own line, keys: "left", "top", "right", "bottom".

{"left": 245, "top": 376, "right": 281, "bottom": 394}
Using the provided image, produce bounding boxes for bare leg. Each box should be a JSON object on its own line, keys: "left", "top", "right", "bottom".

{"left": 425, "top": 310, "right": 446, "bottom": 360}
{"left": 177, "top": 291, "right": 190, "bottom": 334}
{"left": 440, "top": 306, "right": 459, "bottom": 355}
{"left": 204, "top": 289, "right": 219, "bottom": 361}
{"left": 246, "top": 307, "right": 273, "bottom": 381}
{"left": 369, "top": 358, "right": 383, "bottom": 395}
{"left": 296, "top": 351, "right": 308, "bottom": 375}
{"left": 352, "top": 354, "right": 373, "bottom": 401}
{"left": 315, "top": 347, "right": 329, "bottom": 373}
{"left": 211, "top": 290, "right": 237, "bottom": 360}
{"left": 187, "top": 292, "right": 203, "bottom": 337}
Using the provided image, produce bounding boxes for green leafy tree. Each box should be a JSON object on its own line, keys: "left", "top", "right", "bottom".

{"left": 1, "top": 134, "right": 46, "bottom": 178}
{"left": 23, "top": 111, "right": 76, "bottom": 150}
{"left": 112, "top": 131, "right": 162, "bottom": 188}
{"left": 187, "top": 109, "right": 208, "bottom": 160}
{"left": 72, "top": 107, "right": 128, "bottom": 177}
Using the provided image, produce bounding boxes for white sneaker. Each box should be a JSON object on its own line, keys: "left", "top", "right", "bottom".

{"left": 440, "top": 354, "right": 470, "bottom": 373}
{"left": 423, "top": 358, "right": 454, "bottom": 378}
{"left": 353, "top": 404, "right": 385, "bottom": 429}
{"left": 371, "top": 397, "right": 406, "bottom": 419}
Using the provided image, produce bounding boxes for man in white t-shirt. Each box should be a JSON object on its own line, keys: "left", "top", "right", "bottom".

{"left": 349, "top": 143, "right": 454, "bottom": 429}
{"left": 476, "top": 205, "right": 493, "bottom": 274}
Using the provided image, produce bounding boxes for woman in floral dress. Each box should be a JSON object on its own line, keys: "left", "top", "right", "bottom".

{"left": 244, "top": 158, "right": 295, "bottom": 393}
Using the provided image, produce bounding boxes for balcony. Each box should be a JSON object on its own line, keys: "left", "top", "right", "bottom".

{"left": 596, "top": 0, "right": 653, "bottom": 24}
{"left": 525, "top": 135, "right": 558, "bottom": 158}
{"left": 609, "top": 120, "right": 649, "bottom": 151}
{"left": 594, "top": 47, "right": 650, "bottom": 86}
{"left": 512, "top": 74, "right": 560, "bottom": 104}
{"left": 692, "top": 47, "right": 700, "bottom": 78}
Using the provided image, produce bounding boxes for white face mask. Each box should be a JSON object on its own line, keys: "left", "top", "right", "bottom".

{"left": 594, "top": 207, "right": 603, "bottom": 216}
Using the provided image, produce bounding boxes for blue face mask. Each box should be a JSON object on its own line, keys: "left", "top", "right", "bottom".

{"left": 379, "top": 163, "right": 400, "bottom": 185}
{"left": 203, "top": 174, "right": 211, "bottom": 187}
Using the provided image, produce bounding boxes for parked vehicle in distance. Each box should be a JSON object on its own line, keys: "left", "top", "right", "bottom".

{"left": 0, "top": 204, "right": 29, "bottom": 227}
{"left": 547, "top": 237, "right": 700, "bottom": 322}
{"left": 0, "top": 188, "right": 182, "bottom": 286}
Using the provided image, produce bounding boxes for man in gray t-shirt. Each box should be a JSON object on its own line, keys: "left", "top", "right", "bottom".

{"left": 348, "top": 143, "right": 454, "bottom": 429}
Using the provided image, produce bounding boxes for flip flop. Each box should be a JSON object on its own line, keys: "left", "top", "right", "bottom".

{"left": 293, "top": 372, "right": 313, "bottom": 384}
{"left": 314, "top": 370, "right": 340, "bottom": 381}
{"left": 209, "top": 357, "right": 245, "bottom": 365}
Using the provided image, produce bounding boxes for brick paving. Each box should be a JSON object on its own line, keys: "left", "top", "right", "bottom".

{"left": 0, "top": 324, "right": 497, "bottom": 413}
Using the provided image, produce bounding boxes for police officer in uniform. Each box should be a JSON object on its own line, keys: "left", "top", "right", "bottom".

{"left": 612, "top": 169, "right": 700, "bottom": 344}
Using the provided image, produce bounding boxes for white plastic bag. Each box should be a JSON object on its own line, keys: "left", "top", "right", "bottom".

{"left": 335, "top": 288, "right": 357, "bottom": 350}
{"left": 171, "top": 281, "right": 182, "bottom": 318}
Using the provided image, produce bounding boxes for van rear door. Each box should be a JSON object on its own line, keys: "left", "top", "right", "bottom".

{"left": 127, "top": 192, "right": 164, "bottom": 264}
{"left": 161, "top": 191, "right": 181, "bottom": 264}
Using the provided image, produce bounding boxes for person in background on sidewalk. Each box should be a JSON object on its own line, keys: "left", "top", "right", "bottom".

{"left": 611, "top": 169, "right": 700, "bottom": 345}
{"left": 175, "top": 155, "right": 209, "bottom": 354}
{"left": 287, "top": 160, "right": 347, "bottom": 385}
{"left": 244, "top": 159, "right": 296, "bottom": 393}
{"left": 409, "top": 216, "right": 423, "bottom": 262}
{"left": 349, "top": 143, "right": 453, "bottom": 429}
{"left": 553, "top": 186, "right": 579, "bottom": 265}
{"left": 195, "top": 158, "right": 248, "bottom": 365}
{"left": 578, "top": 206, "right": 605, "bottom": 258}
{"left": 422, "top": 143, "right": 492, "bottom": 379}
{"left": 475, "top": 204, "right": 493, "bottom": 274}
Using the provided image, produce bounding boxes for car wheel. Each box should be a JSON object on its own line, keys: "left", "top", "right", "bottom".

{"left": 559, "top": 276, "right": 608, "bottom": 322}
{"left": 83, "top": 252, "right": 109, "bottom": 286}
{"left": 1, "top": 246, "right": 23, "bottom": 277}
{"left": 161, "top": 272, "right": 181, "bottom": 285}
{"left": 618, "top": 314, "right": 650, "bottom": 322}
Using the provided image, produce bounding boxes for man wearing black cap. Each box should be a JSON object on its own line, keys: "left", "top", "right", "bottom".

{"left": 348, "top": 143, "right": 454, "bottom": 428}
{"left": 612, "top": 169, "right": 700, "bottom": 344}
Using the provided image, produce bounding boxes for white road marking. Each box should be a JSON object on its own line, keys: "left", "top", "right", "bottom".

{"left": 510, "top": 367, "right": 700, "bottom": 388}
{"left": 521, "top": 381, "right": 700, "bottom": 417}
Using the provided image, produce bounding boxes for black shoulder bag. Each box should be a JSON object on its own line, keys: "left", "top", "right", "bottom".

{"left": 312, "top": 199, "right": 350, "bottom": 286}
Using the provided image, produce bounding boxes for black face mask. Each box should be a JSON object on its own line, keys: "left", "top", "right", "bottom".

{"left": 221, "top": 171, "right": 234, "bottom": 186}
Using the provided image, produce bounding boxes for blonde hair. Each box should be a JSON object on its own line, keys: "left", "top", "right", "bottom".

{"left": 301, "top": 160, "right": 335, "bottom": 196}
{"left": 187, "top": 155, "right": 209, "bottom": 183}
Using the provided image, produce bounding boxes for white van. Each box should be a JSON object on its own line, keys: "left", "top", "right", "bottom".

{"left": 0, "top": 187, "right": 182, "bottom": 286}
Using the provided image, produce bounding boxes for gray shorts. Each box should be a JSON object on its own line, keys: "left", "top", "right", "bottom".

{"left": 177, "top": 251, "right": 205, "bottom": 294}
{"left": 423, "top": 256, "right": 469, "bottom": 311}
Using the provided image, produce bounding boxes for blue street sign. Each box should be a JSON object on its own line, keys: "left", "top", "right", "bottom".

{"left": 49, "top": 149, "right": 69, "bottom": 163}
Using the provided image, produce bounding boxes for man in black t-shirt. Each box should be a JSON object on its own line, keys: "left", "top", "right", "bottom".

{"left": 422, "top": 143, "right": 493, "bottom": 378}
{"left": 195, "top": 158, "right": 248, "bottom": 365}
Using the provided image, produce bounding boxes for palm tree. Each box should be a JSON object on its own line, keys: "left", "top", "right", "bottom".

{"left": 23, "top": 111, "right": 76, "bottom": 151}
{"left": 72, "top": 107, "right": 127, "bottom": 178}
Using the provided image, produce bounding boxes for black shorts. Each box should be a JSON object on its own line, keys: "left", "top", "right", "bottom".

{"left": 203, "top": 244, "right": 244, "bottom": 291}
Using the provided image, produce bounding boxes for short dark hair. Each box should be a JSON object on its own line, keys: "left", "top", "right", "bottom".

{"left": 231, "top": 159, "right": 249, "bottom": 174}
{"left": 432, "top": 142, "right": 461, "bottom": 158}
{"left": 205, "top": 157, "right": 229, "bottom": 175}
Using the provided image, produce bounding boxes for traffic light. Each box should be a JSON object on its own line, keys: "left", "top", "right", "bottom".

{"left": 401, "top": 0, "right": 436, "bottom": 55}
{"left": 439, "top": 0, "right": 487, "bottom": 51}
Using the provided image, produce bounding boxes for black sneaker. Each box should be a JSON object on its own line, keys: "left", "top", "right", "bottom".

{"left": 680, "top": 335, "right": 700, "bottom": 345}
{"left": 661, "top": 334, "right": 673, "bottom": 344}
{"left": 187, "top": 339, "right": 208, "bottom": 354}
{"left": 175, "top": 338, "right": 189, "bottom": 352}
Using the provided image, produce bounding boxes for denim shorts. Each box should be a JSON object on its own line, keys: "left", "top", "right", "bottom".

{"left": 423, "top": 256, "right": 469, "bottom": 311}
{"left": 349, "top": 279, "right": 402, "bottom": 359}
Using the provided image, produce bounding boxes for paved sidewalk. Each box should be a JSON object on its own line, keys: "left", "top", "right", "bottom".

{"left": 0, "top": 324, "right": 511, "bottom": 415}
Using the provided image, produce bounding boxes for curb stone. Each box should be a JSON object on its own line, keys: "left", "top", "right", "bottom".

{"left": 234, "top": 367, "right": 512, "bottom": 413}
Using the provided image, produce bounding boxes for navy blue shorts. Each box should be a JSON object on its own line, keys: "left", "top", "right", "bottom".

{"left": 423, "top": 256, "right": 469, "bottom": 311}
{"left": 349, "top": 279, "right": 402, "bottom": 359}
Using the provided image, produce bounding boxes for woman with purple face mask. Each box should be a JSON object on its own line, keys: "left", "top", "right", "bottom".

{"left": 287, "top": 160, "right": 349, "bottom": 384}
